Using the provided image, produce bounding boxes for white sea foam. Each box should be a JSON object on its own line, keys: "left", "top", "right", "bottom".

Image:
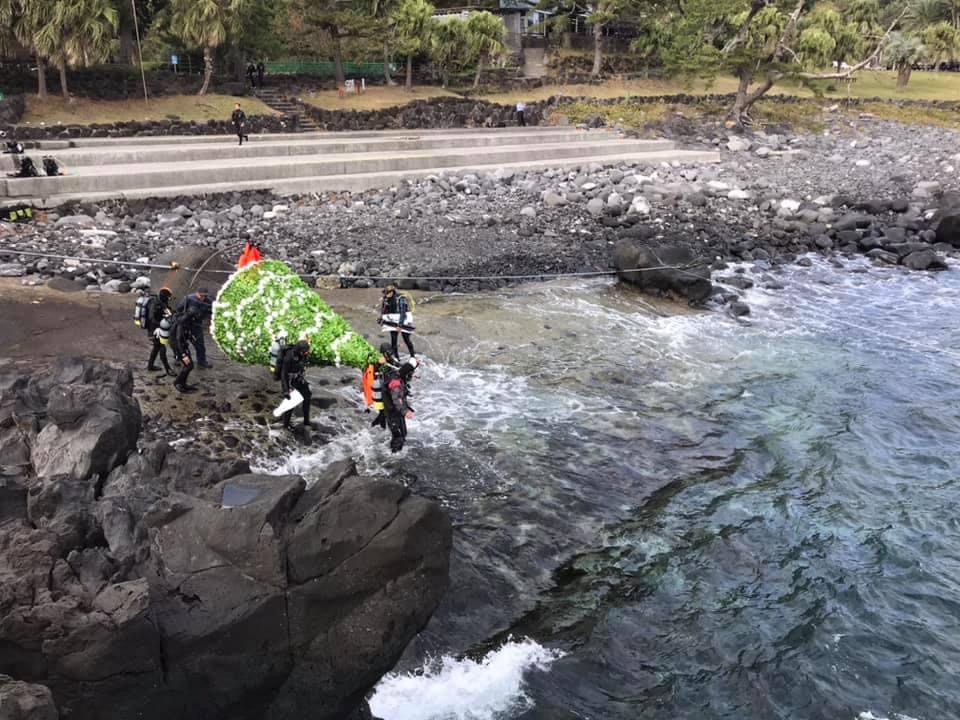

{"left": 857, "top": 712, "right": 922, "bottom": 720}
{"left": 369, "top": 638, "right": 563, "bottom": 720}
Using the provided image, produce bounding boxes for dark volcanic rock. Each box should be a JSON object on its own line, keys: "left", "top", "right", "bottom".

{"left": 935, "top": 212, "right": 960, "bottom": 247}
{"left": 0, "top": 674, "right": 57, "bottom": 720}
{"left": 902, "top": 249, "right": 948, "bottom": 271}
{"left": 614, "top": 240, "right": 713, "bottom": 303}
{"left": 0, "top": 359, "right": 452, "bottom": 720}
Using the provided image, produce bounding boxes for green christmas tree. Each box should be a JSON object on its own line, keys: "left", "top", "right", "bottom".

{"left": 211, "top": 260, "right": 377, "bottom": 369}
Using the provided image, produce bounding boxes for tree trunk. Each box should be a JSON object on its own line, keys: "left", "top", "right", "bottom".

{"left": 333, "top": 31, "right": 345, "bottom": 86}
{"left": 36, "top": 56, "right": 48, "bottom": 100}
{"left": 59, "top": 61, "right": 69, "bottom": 99}
{"left": 406, "top": 53, "right": 413, "bottom": 89}
{"left": 473, "top": 55, "right": 484, "bottom": 88}
{"left": 562, "top": 31, "right": 572, "bottom": 49}
{"left": 728, "top": 68, "right": 752, "bottom": 124}
{"left": 228, "top": 43, "right": 244, "bottom": 81}
{"left": 442, "top": 67, "right": 449, "bottom": 88}
{"left": 897, "top": 63, "right": 912, "bottom": 89}
{"left": 119, "top": 22, "right": 138, "bottom": 64}
{"left": 384, "top": 39, "right": 396, "bottom": 85}
{"left": 199, "top": 46, "right": 213, "bottom": 95}
{"left": 591, "top": 22, "right": 603, "bottom": 76}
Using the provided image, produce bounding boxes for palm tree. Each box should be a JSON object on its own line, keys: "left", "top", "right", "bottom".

{"left": 20, "top": 0, "right": 117, "bottom": 99}
{"left": 370, "top": 0, "right": 400, "bottom": 86}
{"left": 14, "top": 0, "right": 54, "bottom": 99}
{"left": 466, "top": 11, "right": 506, "bottom": 89}
{"left": 391, "top": 0, "right": 435, "bottom": 90}
{"left": 885, "top": 31, "right": 926, "bottom": 87}
{"left": 429, "top": 16, "right": 466, "bottom": 88}
{"left": 170, "top": 0, "right": 243, "bottom": 95}
{"left": 922, "top": 20, "right": 960, "bottom": 68}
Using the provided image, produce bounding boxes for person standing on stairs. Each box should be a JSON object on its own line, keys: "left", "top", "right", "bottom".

{"left": 231, "top": 103, "right": 249, "bottom": 146}
{"left": 246, "top": 62, "right": 257, "bottom": 88}
{"left": 257, "top": 61, "right": 265, "bottom": 87}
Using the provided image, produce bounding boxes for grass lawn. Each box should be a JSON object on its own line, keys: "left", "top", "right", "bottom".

{"left": 551, "top": 97, "right": 828, "bottom": 134}
{"left": 479, "top": 71, "right": 960, "bottom": 105}
{"left": 301, "top": 85, "right": 461, "bottom": 111}
{"left": 18, "top": 70, "right": 960, "bottom": 128}
{"left": 20, "top": 94, "right": 277, "bottom": 126}
{"left": 821, "top": 69, "right": 960, "bottom": 100}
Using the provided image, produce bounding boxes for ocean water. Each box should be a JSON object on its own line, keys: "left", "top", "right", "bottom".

{"left": 266, "top": 256, "right": 960, "bottom": 720}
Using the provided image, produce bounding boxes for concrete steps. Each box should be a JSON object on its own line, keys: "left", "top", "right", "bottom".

{"left": 522, "top": 48, "right": 547, "bottom": 79}
{"left": 255, "top": 88, "right": 319, "bottom": 131}
{"left": 3, "top": 129, "right": 626, "bottom": 168}
{"left": 1, "top": 128, "right": 719, "bottom": 206}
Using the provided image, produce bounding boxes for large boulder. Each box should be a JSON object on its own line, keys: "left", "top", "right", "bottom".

{"left": 902, "top": 249, "right": 948, "bottom": 271}
{"left": 0, "top": 674, "right": 58, "bottom": 720}
{"left": 0, "top": 361, "right": 452, "bottom": 720}
{"left": 148, "top": 246, "right": 234, "bottom": 302}
{"left": 614, "top": 240, "right": 714, "bottom": 304}
{"left": 934, "top": 212, "right": 960, "bottom": 248}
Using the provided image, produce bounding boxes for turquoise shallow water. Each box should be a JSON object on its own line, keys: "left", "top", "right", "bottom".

{"left": 271, "top": 257, "right": 960, "bottom": 720}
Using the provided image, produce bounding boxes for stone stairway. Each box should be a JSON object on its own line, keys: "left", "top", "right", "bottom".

{"left": 522, "top": 48, "right": 547, "bottom": 79}
{"left": 255, "top": 87, "right": 319, "bottom": 132}
{"left": 0, "top": 127, "right": 720, "bottom": 206}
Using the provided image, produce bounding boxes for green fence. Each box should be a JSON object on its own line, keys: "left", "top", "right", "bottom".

{"left": 265, "top": 61, "right": 398, "bottom": 78}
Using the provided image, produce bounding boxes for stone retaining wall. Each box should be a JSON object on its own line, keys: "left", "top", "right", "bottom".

{"left": 1, "top": 113, "right": 299, "bottom": 140}
{"left": 5, "top": 92, "right": 958, "bottom": 139}
{"left": 0, "top": 94, "right": 25, "bottom": 126}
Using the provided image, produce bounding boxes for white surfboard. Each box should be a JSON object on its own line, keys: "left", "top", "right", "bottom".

{"left": 272, "top": 389, "right": 304, "bottom": 417}
{"left": 380, "top": 312, "right": 415, "bottom": 334}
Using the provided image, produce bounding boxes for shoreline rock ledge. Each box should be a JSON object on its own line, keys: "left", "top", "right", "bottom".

{"left": 0, "top": 357, "right": 452, "bottom": 720}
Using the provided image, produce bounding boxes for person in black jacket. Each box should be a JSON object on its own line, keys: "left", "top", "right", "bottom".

{"left": 231, "top": 103, "right": 249, "bottom": 146}
{"left": 280, "top": 340, "right": 314, "bottom": 430}
{"left": 169, "top": 309, "right": 199, "bottom": 393}
{"left": 246, "top": 63, "right": 257, "bottom": 88}
{"left": 257, "top": 60, "right": 265, "bottom": 87}
{"left": 176, "top": 288, "right": 213, "bottom": 367}
{"left": 146, "top": 287, "right": 175, "bottom": 375}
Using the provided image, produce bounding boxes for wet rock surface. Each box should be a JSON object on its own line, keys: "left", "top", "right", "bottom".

{"left": 0, "top": 357, "right": 452, "bottom": 720}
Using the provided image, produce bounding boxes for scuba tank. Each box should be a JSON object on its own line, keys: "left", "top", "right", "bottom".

{"left": 398, "top": 356, "right": 419, "bottom": 381}
{"left": 158, "top": 316, "right": 173, "bottom": 345}
{"left": 269, "top": 335, "right": 288, "bottom": 380}
{"left": 134, "top": 294, "right": 150, "bottom": 327}
{"left": 371, "top": 375, "right": 384, "bottom": 411}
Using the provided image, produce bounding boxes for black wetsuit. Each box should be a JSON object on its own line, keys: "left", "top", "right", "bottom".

{"left": 380, "top": 293, "right": 415, "bottom": 358}
{"left": 380, "top": 363, "right": 409, "bottom": 452}
{"left": 146, "top": 294, "right": 172, "bottom": 374}
{"left": 176, "top": 293, "right": 212, "bottom": 365}
{"left": 169, "top": 314, "right": 196, "bottom": 392}
{"left": 280, "top": 347, "right": 312, "bottom": 428}
{"left": 231, "top": 108, "right": 248, "bottom": 145}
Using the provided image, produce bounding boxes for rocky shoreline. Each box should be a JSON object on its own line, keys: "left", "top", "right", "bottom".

{"left": 2, "top": 110, "right": 960, "bottom": 317}
{"left": 0, "top": 356, "right": 452, "bottom": 720}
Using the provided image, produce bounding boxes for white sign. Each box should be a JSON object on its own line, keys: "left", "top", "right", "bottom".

{"left": 170, "top": 54, "right": 179, "bottom": 66}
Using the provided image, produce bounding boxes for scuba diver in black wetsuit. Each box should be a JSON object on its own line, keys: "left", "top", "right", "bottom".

{"left": 280, "top": 340, "right": 314, "bottom": 430}
{"left": 145, "top": 287, "right": 175, "bottom": 376}
{"left": 370, "top": 342, "right": 417, "bottom": 452}
{"left": 378, "top": 285, "right": 416, "bottom": 359}
{"left": 169, "top": 309, "right": 199, "bottom": 393}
